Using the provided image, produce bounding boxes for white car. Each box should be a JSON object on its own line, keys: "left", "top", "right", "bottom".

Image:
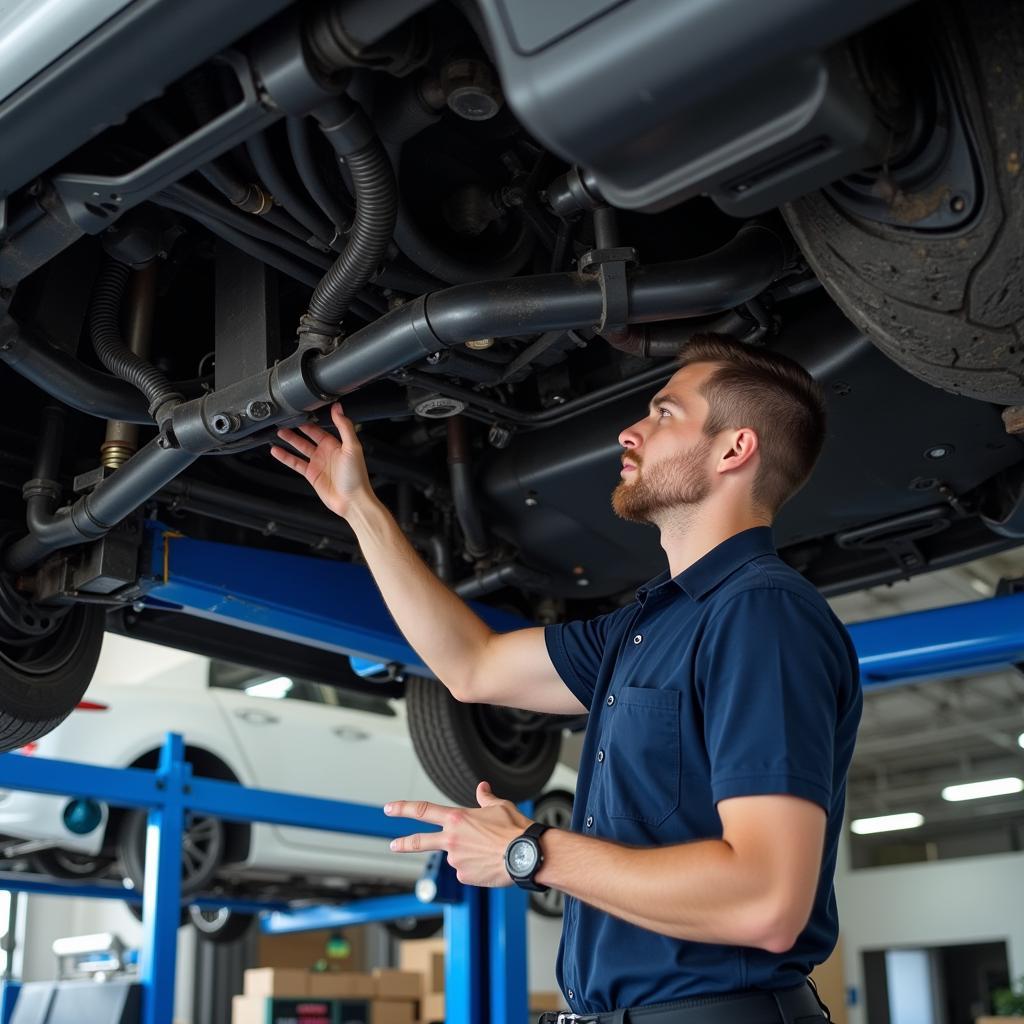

{"left": 0, "top": 639, "right": 576, "bottom": 940}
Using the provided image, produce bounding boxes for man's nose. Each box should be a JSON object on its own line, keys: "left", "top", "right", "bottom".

{"left": 618, "top": 421, "right": 643, "bottom": 450}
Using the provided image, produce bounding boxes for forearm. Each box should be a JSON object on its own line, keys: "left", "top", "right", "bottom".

{"left": 346, "top": 494, "right": 492, "bottom": 697}
{"left": 535, "top": 830, "right": 792, "bottom": 951}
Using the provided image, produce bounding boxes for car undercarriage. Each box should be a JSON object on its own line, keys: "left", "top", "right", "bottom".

{"left": 0, "top": 0, "right": 1022, "bottom": 801}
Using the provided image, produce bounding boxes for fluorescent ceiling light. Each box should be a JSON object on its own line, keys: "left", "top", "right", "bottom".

{"left": 1018, "top": 731, "right": 1024, "bottom": 750}
{"left": 245, "top": 676, "right": 293, "bottom": 699}
{"left": 850, "top": 812, "right": 924, "bottom": 835}
{"left": 941, "top": 777, "right": 1024, "bottom": 802}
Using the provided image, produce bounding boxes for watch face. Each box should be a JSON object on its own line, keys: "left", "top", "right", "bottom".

{"left": 508, "top": 838, "right": 537, "bottom": 876}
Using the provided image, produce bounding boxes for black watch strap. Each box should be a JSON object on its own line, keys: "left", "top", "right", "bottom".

{"left": 506, "top": 822, "right": 552, "bottom": 892}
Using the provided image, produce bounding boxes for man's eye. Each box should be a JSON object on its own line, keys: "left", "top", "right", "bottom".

{"left": 658, "top": 407, "right": 669, "bottom": 418}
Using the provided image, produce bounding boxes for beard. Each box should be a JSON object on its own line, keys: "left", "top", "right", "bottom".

{"left": 611, "top": 435, "right": 714, "bottom": 525}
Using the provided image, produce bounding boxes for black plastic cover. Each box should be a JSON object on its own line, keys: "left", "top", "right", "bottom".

{"left": 479, "top": 296, "right": 1023, "bottom": 599}
{"left": 475, "top": 0, "right": 917, "bottom": 214}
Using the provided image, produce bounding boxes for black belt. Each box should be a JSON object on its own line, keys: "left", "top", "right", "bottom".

{"left": 538, "top": 982, "right": 828, "bottom": 1024}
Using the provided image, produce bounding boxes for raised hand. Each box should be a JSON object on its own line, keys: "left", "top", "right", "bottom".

{"left": 270, "top": 402, "right": 374, "bottom": 519}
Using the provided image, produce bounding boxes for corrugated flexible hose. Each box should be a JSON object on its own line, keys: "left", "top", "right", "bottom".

{"left": 305, "top": 106, "right": 397, "bottom": 334}
{"left": 89, "top": 260, "right": 181, "bottom": 420}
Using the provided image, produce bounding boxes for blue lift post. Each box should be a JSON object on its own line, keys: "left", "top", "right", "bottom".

{"left": 0, "top": 735, "right": 526, "bottom": 1024}
{"left": 2, "top": 529, "right": 1023, "bottom": 1021}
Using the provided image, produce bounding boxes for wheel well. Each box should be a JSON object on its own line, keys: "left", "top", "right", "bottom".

{"left": 103, "top": 745, "right": 251, "bottom": 863}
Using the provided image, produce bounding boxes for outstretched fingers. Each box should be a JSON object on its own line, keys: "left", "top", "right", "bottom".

{"left": 276, "top": 427, "right": 317, "bottom": 458}
{"left": 269, "top": 446, "right": 308, "bottom": 475}
{"left": 297, "top": 421, "right": 333, "bottom": 445}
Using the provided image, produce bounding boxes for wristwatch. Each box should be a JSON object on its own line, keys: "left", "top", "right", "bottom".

{"left": 504, "top": 822, "right": 552, "bottom": 892}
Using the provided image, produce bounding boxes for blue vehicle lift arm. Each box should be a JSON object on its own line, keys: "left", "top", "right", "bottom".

{"left": 143, "top": 522, "right": 1024, "bottom": 690}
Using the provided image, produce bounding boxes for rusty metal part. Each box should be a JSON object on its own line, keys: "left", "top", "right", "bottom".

{"left": 100, "top": 262, "right": 159, "bottom": 468}
{"left": 1001, "top": 405, "right": 1024, "bottom": 435}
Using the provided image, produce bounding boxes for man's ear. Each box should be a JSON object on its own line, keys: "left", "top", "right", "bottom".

{"left": 717, "top": 428, "right": 759, "bottom": 474}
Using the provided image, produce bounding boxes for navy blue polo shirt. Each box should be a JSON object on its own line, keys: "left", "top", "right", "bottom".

{"left": 544, "top": 526, "right": 862, "bottom": 1015}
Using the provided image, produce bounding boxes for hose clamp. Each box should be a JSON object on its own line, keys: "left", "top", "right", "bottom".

{"left": 578, "top": 245, "right": 638, "bottom": 335}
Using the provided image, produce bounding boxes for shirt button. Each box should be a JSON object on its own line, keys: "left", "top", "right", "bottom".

{"left": 597, "top": 749, "right": 605, "bottom": 763}
{"left": 606, "top": 694, "right": 615, "bottom": 706}
{"left": 633, "top": 634, "right": 643, "bottom": 645}
{"left": 586, "top": 815, "right": 594, "bottom": 828}
{"left": 568, "top": 990, "right": 575, "bottom": 1000}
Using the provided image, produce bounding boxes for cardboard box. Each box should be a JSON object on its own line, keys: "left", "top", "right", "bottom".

{"left": 371, "top": 970, "right": 421, "bottom": 1001}
{"left": 809, "top": 936, "right": 848, "bottom": 1024}
{"left": 232, "top": 995, "right": 336, "bottom": 1024}
{"left": 258, "top": 927, "right": 367, "bottom": 972}
{"left": 420, "top": 991, "right": 445, "bottom": 1023}
{"left": 309, "top": 972, "right": 376, "bottom": 999}
{"left": 530, "top": 991, "right": 566, "bottom": 1014}
{"left": 398, "top": 938, "right": 445, "bottom": 995}
{"left": 370, "top": 1001, "right": 416, "bottom": 1024}
{"left": 232, "top": 995, "right": 264, "bottom": 1024}
{"left": 243, "top": 967, "right": 310, "bottom": 998}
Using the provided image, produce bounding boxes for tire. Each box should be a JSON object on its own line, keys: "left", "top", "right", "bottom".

{"left": 384, "top": 915, "right": 444, "bottom": 941}
{"left": 528, "top": 791, "right": 573, "bottom": 918}
{"left": 0, "top": 601, "right": 105, "bottom": 751}
{"left": 783, "top": 0, "right": 1024, "bottom": 405}
{"left": 118, "top": 807, "right": 226, "bottom": 897}
{"left": 28, "top": 847, "right": 109, "bottom": 880}
{"left": 188, "top": 905, "right": 255, "bottom": 944}
{"left": 405, "top": 676, "right": 561, "bottom": 807}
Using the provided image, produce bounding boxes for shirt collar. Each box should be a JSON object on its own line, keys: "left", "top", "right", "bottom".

{"left": 635, "top": 526, "right": 776, "bottom": 604}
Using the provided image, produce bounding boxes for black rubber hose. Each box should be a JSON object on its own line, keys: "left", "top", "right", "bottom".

{"left": 246, "top": 131, "right": 336, "bottom": 249}
{"left": 286, "top": 116, "right": 353, "bottom": 234}
{"left": 304, "top": 99, "right": 398, "bottom": 333}
{"left": 0, "top": 317, "right": 151, "bottom": 423}
{"left": 446, "top": 416, "right": 490, "bottom": 559}
{"left": 89, "top": 261, "right": 182, "bottom": 421}
{"left": 454, "top": 563, "right": 551, "bottom": 601}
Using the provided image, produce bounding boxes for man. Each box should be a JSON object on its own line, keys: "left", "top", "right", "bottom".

{"left": 271, "top": 333, "right": 863, "bottom": 1023}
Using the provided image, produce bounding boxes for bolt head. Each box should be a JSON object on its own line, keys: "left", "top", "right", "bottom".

{"left": 246, "top": 400, "right": 273, "bottom": 420}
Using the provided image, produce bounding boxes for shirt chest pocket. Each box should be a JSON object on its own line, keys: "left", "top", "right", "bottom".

{"left": 604, "top": 685, "right": 681, "bottom": 827}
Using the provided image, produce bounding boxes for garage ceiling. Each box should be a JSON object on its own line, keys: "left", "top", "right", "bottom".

{"left": 828, "top": 547, "right": 1024, "bottom": 864}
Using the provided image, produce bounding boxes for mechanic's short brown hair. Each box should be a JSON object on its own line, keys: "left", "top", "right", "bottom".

{"left": 677, "top": 333, "right": 826, "bottom": 518}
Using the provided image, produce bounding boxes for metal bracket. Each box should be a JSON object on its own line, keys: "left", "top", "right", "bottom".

{"left": 577, "top": 245, "right": 638, "bottom": 334}
{"left": 51, "top": 51, "right": 279, "bottom": 235}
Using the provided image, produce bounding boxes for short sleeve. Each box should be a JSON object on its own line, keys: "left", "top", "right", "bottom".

{"left": 698, "top": 588, "right": 845, "bottom": 812}
{"left": 544, "top": 604, "right": 636, "bottom": 710}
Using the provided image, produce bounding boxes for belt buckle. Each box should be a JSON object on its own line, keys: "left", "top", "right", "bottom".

{"left": 556, "top": 1014, "right": 598, "bottom": 1024}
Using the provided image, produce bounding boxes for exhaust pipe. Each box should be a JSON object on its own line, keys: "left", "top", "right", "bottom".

{"left": 3, "top": 223, "right": 788, "bottom": 571}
